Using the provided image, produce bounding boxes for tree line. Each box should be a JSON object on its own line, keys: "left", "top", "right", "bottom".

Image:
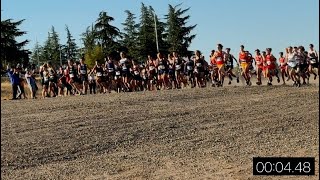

{"left": 1, "top": 3, "right": 196, "bottom": 69}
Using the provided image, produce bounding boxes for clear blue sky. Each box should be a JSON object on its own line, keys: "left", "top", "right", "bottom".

{"left": 1, "top": 0, "right": 319, "bottom": 60}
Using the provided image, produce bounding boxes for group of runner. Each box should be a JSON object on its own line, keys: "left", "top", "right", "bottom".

{"left": 7, "top": 43, "right": 319, "bottom": 99}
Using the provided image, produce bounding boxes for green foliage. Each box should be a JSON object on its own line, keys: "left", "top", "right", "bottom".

{"left": 120, "top": 10, "right": 139, "bottom": 60}
{"left": 165, "top": 4, "right": 197, "bottom": 57}
{"left": 84, "top": 45, "right": 104, "bottom": 69}
{"left": 94, "top": 11, "right": 121, "bottom": 55}
{"left": 65, "top": 25, "right": 78, "bottom": 61}
{"left": 1, "top": 19, "right": 30, "bottom": 66}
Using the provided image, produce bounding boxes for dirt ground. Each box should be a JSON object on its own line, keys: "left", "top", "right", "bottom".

{"left": 1, "top": 79, "right": 319, "bottom": 179}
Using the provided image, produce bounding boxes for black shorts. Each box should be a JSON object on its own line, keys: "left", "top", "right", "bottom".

{"left": 225, "top": 65, "right": 234, "bottom": 70}
{"left": 49, "top": 76, "right": 57, "bottom": 83}
{"left": 80, "top": 75, "right": 88, "bottom": 82}
{"left": 158, "top": 69, "right": 168, "bottom": 75}
{"left": 43, "top": 80, "right": 49, "bottom": 86}
{"left": 311, "top": 62, "right": 319, "bottom": 68}
{"left": 133, "top": 75, "right": 142, "bottom": 81}
{"left": 187, "top": 70, "right": 194, "bottom": 77}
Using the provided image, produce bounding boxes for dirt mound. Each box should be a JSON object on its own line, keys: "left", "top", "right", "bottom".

{"left": 1, "top": 84, "right": 319, "bottom": 179}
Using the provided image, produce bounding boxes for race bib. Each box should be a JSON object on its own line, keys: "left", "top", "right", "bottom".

{"left": 288, "top": 61, "right": 297, "bottom": 67}
{"left": 310, "top": 59, "right": 317, "bottom": 64}
{"left": 96, "top": 72, "right": 102, "bottom": 76}
{"left": 175, "top": 65, "right": 181, "bottom": 70}
{"left": 69, "top": 74, "right": 74, "bottom": 78}
{"left": 216, "top": 57, "right": 223, "bottom": 62}
{"left": 196, "top": 63, "right": 202, "bottom": 67}
{"left": 80, "top": 70, "right": 86, "bottom": 74}
{"left": 187, "top": 66, "right": 193, "bottom": 70}
{"left": 194, "top": 69, "right": 198, "bottom": 73}
{"left": 267, "top": 61, "right": 271, "bottom": 65}
{"left": 108, "top": 68, "right": 114, "bottom": 72}
{"left": 122, "top": 66, "right": 127, "bottom": 70}
{"left": 149, "top": 66, "right": 155, "bottom": 70}
{"left": 44, "top": 77, "right": 49, "bottom": 81}
{"left": 116, "top": 71, "right": 121, "bottom": 76}
{"left": 134, "top": 71, "right": 140, "bottom": 75}
{"left": 158, "top": 65, "right": 165, "bottom": 70}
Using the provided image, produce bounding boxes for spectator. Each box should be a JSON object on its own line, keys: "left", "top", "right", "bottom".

{"left": 6, "top": 65, "right": 20, "bottom": 100}
{"left": 25, "top": 68, "right": 38, "bottom": 99}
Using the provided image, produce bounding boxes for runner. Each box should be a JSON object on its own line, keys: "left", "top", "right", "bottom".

{"left": 119, "top": 52, "right": 131, "bottom": 91}
{"left": 212, "top": 44, "right": 226, "bottom": 87}
{"left": 185, "top": 55, "right": 196, "bottom": 88}
{"left": 106, "top": 56, "right": 116, "bottom": 93}
{"left": 265, "top": 48, "right": 280, "bottom": 85}
{"left": 295, "top": 46, "right": 308, "bottom": 85}
{"left": 78, "top": 58, "right": 88, "bottom": 95}
{"left": 67, "top": 59, "right": 82, "bottom": 95}
{"left": 156, "top": 52, "right": 169, "bottom": 90}
{"left": 41, "top": 64, "right": 50, "bottom": 98}
{"left": 307, "top": 44, "right": 318, "bottom": 79}
{"left": 225, "top": 48, "right": 239, "bottom": 84}
{"left": 278, "top": 51, "right": 288, "bottom": 85}
{"left": 194, "top": 50, "right": 205, "bottom": 88}
{"left": 145, "top": 55, "right": 157, "bottom": 91}
{"left": 47, "top": 61, "right": 57, "bottom": 97}
{"left": 88, "top": 69, "right": 96, "bottom": 94}
{"left": 173, "top": 52, "right": 185, "bottom": 89}
{"left": 131, "top": 59, "right": 143, "bottom": 91}
{"left": 254, "top": 49, "right": 264, "bottom": 85}
{"left": 209, "top": 50, "right": 218, "bottom": 87}
{"left": 238, "top": 45, "right": 252, "bottom": 86}
{"left": 167, "top": 53, "right": 177, "bottom": 89}
{"left": 286, "top": 46, "right": 299, "bottom": 86}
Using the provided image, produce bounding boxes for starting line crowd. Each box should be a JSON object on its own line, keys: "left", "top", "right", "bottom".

{"left": 6, "top": 44, "right": 319, "bottom": 100}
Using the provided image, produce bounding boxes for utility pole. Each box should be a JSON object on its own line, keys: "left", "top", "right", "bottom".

{"left": 59, "top": 45, "right": 62, "bottom": 66}
{"left": 151, "top": 9, "right": 159, "bottom": 52}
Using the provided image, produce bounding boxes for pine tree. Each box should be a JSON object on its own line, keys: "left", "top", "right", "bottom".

{"left": 1, "top": 19, "right": 30, "bottom": 66}
{"left": 94, "top": 11, "right": 121, "bottom": 55}
{"left": 30, "top": 41, "right": 41, "bottom": 65}
{"left": 165, "top": 4, "right": 197, "bottom": 57}
{"left": 121, "top": 10, "right": 139, "bottom": 60}
{"left": 65, "top": 25, "right": 78, "bottom": 61}
{"left": 49, "top": 26, "right": 61, "bottom": 65}
{"left": 137, "top": 3, "right": 157, "bottom": 60}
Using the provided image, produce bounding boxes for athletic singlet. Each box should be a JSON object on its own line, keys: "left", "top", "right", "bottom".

{"left": 174, "top": 57, "right": 183, "bottom": 71}
{"left": 96, "top": 66, "right": 103, "bottom": 77}
{"left": 195, "top": 58, "right": 204, "bottom": 70}
{"left": 157, "top": 59, "right": 167, "bottom": 70}
{"left": 309, "top": 50, "right": 318, "bottom": 63}
{"left": 225, "top": 54, "right": 234, "bottom": 66}
{"left": 43, "top": 70, "right": 49, "bottom": 81}
{"left": 186, "top": 60, "right": 194, "bottom": 71}
{"left": 107, "top": 62, "right": 115, "bottom": 72}
{"left": 48, "top": 67, "right": 55, "bottom": 77}
{"left": 80, "top": 64, "right": 87, "bottom": 75}
{"left": 148, "top": 60, "right": 156, "bottom": 71}
{"left": 120, "top": 58, "right": 128, "bottom": 70}
{"left": 133, "top": 65, "right": 140, "bottom": 75}
{"left": 239, "top": 52, "right": 247, "bottom": 63}
{"left": 295, "top": 53, "right": 305, "bottom": 64}
{"left": 279, "top": 57, "right": 286, "bottom": 66}
{"left": 214, "top": 51, "right": 224, "bottom": 65}
{"left": 69, "top": 65, "right": 77, "bottom": 78}
{"left": 168, "top": 60, "right": 175, "bottom": 70}
{"left": 255, "top": 55, "right": 263, "bottom": 66}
